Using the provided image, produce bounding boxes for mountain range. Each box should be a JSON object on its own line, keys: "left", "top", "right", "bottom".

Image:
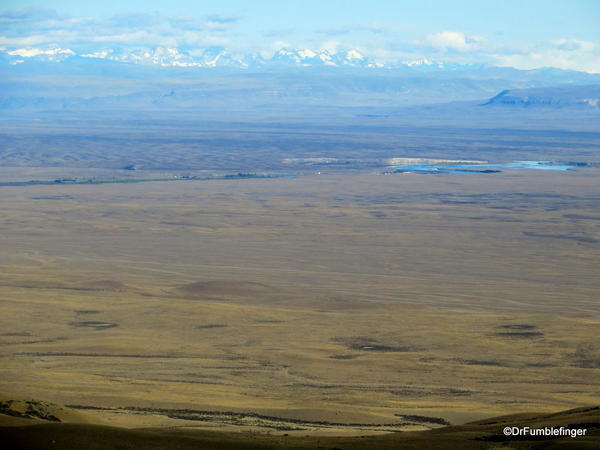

{"left": 1, "top": 46, "right": 600, "bottom": 116}
{"left": 2, "top": 45, "right": 481, "bottom": 71}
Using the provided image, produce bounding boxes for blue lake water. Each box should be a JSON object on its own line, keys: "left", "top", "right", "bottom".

{"left": 391, "top": 160, "right": 584, "bottom": 174}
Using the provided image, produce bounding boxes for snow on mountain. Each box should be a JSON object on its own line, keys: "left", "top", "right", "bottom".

{"left": 1, "top": 46, "right": 597, "bottom": 85}
{"left": 272, "top": 48, "right": 322, "bottom": 66}
{"left": 81, "top": 50, "right": 113, "bottom": 59}
{"left": 0, "top": 45, "right": 494, "bottom": 72}
{"left": 102, "top": 47, "right": 203, "bottom": 67}
{"left": 7, "top": 47, "right": 75, "bottom": 62}
{"left": 271, "top": 48, "right": 375, "bottom": 68}
{"left": 78, "top": 46, "right": 263, "bottom": 69}
{"left": 402, "top": 58, "right": 440, "bottom": 68}
{"left": 298, "top": 48, "right": 317, "bottom": 59}
{"left": 0, "top": 46, "right": 385, "bottom": 70}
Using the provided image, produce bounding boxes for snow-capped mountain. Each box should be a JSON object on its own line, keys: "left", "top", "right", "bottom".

{"left": 5, "top": 47, "right": 76, "bottom": 64}
{"left": 0, "top": 45, "right": 445, "bottom": 70}
{"left": 1, "top": 44, "right": 499, "bottom": 73}
{"left": 271, "top": 48, "right": 381, "bottom": 68}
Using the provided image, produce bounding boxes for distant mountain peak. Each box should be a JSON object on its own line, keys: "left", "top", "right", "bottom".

{"left": 345, "top": 49, "right": 364, "bottom": 60}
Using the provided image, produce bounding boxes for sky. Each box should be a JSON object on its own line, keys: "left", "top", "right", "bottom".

{"left": 1, "top": 0, "right": 600, "bottom": 71}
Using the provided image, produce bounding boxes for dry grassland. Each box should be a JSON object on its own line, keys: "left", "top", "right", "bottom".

{"left": 1, "top": 169, "right": 599, "bottom": 433}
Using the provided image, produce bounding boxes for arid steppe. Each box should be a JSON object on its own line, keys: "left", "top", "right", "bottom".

{"left": 1, "top": 168, "right": 599, "bottom": 435}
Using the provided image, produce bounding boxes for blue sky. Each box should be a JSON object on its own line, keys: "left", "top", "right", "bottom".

{"left": 1, "top": 0, "right": 599, "bottom": 71}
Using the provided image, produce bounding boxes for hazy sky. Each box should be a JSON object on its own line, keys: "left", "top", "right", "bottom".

{"left": 2, "top": 0, "right": 599, "bottom": 71}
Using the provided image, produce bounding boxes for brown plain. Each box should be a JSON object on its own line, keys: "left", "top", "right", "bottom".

{"left": 0, "top": 168, "right": 599, "bottom": 435}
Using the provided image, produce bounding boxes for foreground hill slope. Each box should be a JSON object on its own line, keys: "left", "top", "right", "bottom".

{"left": 1, "top": 396, "right": 598, "bottom": 449}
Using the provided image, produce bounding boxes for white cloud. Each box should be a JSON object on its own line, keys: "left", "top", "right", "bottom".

{"left": 319, "top": 40, "right": 342, "bottom": 54}
{"left": 272, "top": 40, "right": 291, "bottom": 50}
{"left": 413, "top": 31, "right": 600, "bottom": 73}
{"left": 551, "top": 38, "right": 597, "bottom": 52}
{"left": 492, "top": 47, "right": 600, "bottom": 73}
{"left": 0, "top": 8, "right": 241, "bottom": 50}
{"left": 0, "top": 35, "right": 51, "bottom": 46}
{"left": 424, "top": 31, "right": 485, "bottom": 52}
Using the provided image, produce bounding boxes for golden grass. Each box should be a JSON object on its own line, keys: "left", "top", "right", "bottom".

{"left": 0, "top": 169, "right": 599, "bottom": 433}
